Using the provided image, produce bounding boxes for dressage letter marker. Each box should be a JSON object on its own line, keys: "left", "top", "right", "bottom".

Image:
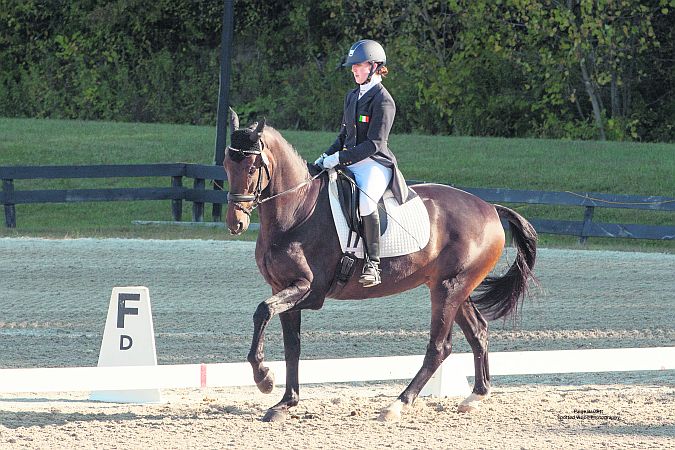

{"left": 89, "top": 287, "right": 161, "bottom": 403}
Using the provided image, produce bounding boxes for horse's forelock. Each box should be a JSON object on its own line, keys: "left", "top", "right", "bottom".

{"left": 230, "top": 128, "right": 260, "bottom": 152}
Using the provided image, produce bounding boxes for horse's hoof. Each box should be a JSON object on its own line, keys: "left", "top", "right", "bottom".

{"left": 378, "top": 408, "right": 400, "bottom": 422}
{"left": 262, "top": 408, "right": 288, "bottom": 422}
{"left": 256, "top": 368, "right": 275, "bottom": 394}
{"left": 378, "top": 399, "right": 407, "bottom": 422}
{"left": 457, "top": 402, "right": 477, "bottom": 413}
{"left": 457, "top": 392, "right": 488, "bottom": 413}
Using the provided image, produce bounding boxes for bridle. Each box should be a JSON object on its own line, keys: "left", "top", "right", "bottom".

{"left": 226, "top": 140, "right": 326, "bottom": 217}
{"left": 225, "top": 113, "right": 325, "bottom": 218}
{"left": 226, "top": 141, "right": 271, "bottom": 216}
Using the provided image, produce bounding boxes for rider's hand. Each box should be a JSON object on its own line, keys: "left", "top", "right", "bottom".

{"left": 314, "top": 153, "right": 327, "bottom": 166}
{"left": 322, "top": 152, "right": 340, "bottom": 169}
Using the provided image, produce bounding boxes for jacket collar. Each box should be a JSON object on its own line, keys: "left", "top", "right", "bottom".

{"left": 356, "top": 83, "right": 381, "bottom": 103}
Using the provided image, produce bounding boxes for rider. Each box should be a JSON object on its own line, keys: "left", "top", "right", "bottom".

{"left": 315, "top": 39, "right": 413, "bottom": 288}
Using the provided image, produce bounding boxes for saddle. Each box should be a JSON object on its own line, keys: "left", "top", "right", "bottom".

{"left": 327, "top": 168, "right": 430, "bottom": 290}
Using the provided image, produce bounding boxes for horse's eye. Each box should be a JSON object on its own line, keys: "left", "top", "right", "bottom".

{"left": 248, "top": 166, "right": 257, "bottom": 176}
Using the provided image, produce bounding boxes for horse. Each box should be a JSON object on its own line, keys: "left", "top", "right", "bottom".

{"left": 222, "top": 110, "right": 537, "bottom": 422}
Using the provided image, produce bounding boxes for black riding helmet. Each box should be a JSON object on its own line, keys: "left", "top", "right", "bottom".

{"left": 342, "top": 39, "right": 386, "bottom": 67}
{"left": 342, "top": 39, "right": 387, "bottom": 85}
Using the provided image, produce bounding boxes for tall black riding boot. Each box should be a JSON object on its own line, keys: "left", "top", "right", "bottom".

{"left": 359, "top": 212, "right": 381, "bottom": 287}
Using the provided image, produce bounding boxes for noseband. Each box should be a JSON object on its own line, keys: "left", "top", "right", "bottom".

{"left": 227, "top": 141, "right": 271, "bottom": 216}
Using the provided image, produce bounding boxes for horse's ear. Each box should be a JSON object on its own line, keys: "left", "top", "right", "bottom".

{"left": 229, "top": 107, "right": 239, "bottom": 131}
{"left": 250, "top": 117, "right": 266, "bottom": 142}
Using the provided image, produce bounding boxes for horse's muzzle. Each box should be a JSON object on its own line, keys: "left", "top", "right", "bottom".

{"left": 226, "top": 206, "right": 250, "bottom": 235}
{"left": 229, "top": 221, "right": 248, "bottom": 235}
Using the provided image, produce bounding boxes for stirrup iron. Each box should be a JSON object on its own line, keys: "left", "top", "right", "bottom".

{"left": 359, "top": 260, "right": 381, "bottom": 287}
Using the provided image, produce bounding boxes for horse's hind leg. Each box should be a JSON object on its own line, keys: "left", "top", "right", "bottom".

{"left": 455, "top": 299, "right": 491, "bottom": 413}
{"left": 379, "top": 279, "right": 469, "bottom": 421}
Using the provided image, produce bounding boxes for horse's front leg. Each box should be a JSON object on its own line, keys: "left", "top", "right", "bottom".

{"left": 262, "top": 310, "right": 301, "bottom": 422}
{"left": 247, "top": 281, "right": 310, "bottom": 396}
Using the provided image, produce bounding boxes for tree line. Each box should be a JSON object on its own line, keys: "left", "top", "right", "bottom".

{"left": 1, "top": 0, "right": 672, "bottom": 141}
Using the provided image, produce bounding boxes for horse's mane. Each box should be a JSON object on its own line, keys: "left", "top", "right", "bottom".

{"left": 261, "top": 126, "right": 307, "bottom": 169}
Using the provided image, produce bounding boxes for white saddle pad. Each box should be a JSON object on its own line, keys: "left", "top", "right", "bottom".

{"left": 328, "top": 170, "right": 430, "bottom": 259}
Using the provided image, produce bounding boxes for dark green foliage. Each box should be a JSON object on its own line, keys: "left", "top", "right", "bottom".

{"left": 0, "top": 0, "right": 672, "bottom": 141}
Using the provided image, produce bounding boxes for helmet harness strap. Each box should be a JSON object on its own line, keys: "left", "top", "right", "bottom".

{"left": 363, "top": 62, "right": 381, "bottom": 85}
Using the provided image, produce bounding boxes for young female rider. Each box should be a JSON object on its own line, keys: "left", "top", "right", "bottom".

{"left": 315, "top": 39, "right": 413, "bottom": 288}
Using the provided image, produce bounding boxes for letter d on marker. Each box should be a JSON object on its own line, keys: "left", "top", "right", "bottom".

{"left": 120, "top": 335, "right": 133, "bottom": 350}
{"left": 90, "top": 286, "right": 161, "bottom": 403}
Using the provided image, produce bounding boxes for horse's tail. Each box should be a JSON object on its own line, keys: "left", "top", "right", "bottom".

{"left": 472, "top": 204, "right": 538, "bottom": 321}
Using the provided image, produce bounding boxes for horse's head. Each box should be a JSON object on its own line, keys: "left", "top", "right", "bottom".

{"left": 224, "top": 108, "right": 271, "bottom": 235}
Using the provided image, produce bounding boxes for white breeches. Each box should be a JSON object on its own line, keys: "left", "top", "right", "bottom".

{"left": 349, "top": 158, "right": 393, "bottom": 216}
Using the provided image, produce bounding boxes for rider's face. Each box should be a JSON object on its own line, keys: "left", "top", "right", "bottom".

{"left": 351, "top": 61, "right": 372, "bottom": 84}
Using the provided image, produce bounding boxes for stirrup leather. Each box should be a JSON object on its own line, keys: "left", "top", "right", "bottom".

{"left": 359, "top": 260, "right": 381, "bottom": 287}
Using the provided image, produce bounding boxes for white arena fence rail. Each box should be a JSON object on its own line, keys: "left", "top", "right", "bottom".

{"left": 0, "top": 347, "right": 673, "bottom": 396}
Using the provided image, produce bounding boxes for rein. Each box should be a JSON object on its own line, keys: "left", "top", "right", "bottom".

{"left": 227, "top": 141, "right": 325, "bottom": 216}
{"left": 258, "top": 170, "right": 325, "bottom": 204}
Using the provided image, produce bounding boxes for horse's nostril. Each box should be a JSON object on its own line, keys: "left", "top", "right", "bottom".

{"left": 229, "top": 222, "right": 244, "bottom": 235}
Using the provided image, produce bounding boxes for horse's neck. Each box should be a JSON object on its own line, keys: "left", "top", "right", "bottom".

{"left": 259, "top": 150, "right": 317, "bottom": 233}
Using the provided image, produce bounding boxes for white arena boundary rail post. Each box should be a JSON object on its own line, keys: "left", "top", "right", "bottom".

{"left": 0, "top": 347, "right": 673, "bottom": 401}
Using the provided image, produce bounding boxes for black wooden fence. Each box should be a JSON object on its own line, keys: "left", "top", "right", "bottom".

{"left": 1, "top": 164, "right": 673, "bottom": 241}
{"left": 0, "top": 164, "right": 227, "bottom": 227}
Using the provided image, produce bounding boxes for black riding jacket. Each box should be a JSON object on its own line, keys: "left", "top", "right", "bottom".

{"left": 326, "top": 83, "right": 414, "bottom": 204}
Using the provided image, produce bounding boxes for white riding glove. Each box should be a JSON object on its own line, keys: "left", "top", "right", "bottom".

{"left": 321, "top": 152, "right": 341, "bottom": 169}
{"left": 314, "top": 153, "right": 327, "bottom": 166}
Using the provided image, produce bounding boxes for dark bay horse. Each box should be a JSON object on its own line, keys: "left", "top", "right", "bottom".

{"left": 223, "top": 112, "right": 537, "bottom": 422}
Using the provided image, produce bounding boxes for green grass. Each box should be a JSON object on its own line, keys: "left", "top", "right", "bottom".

{"left": 1, "top": 117, "right": 673, "bottom": 252}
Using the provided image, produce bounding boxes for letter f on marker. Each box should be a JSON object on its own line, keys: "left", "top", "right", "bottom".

{"left": 117, "top": 293, "right": 140, "bottom": 328}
